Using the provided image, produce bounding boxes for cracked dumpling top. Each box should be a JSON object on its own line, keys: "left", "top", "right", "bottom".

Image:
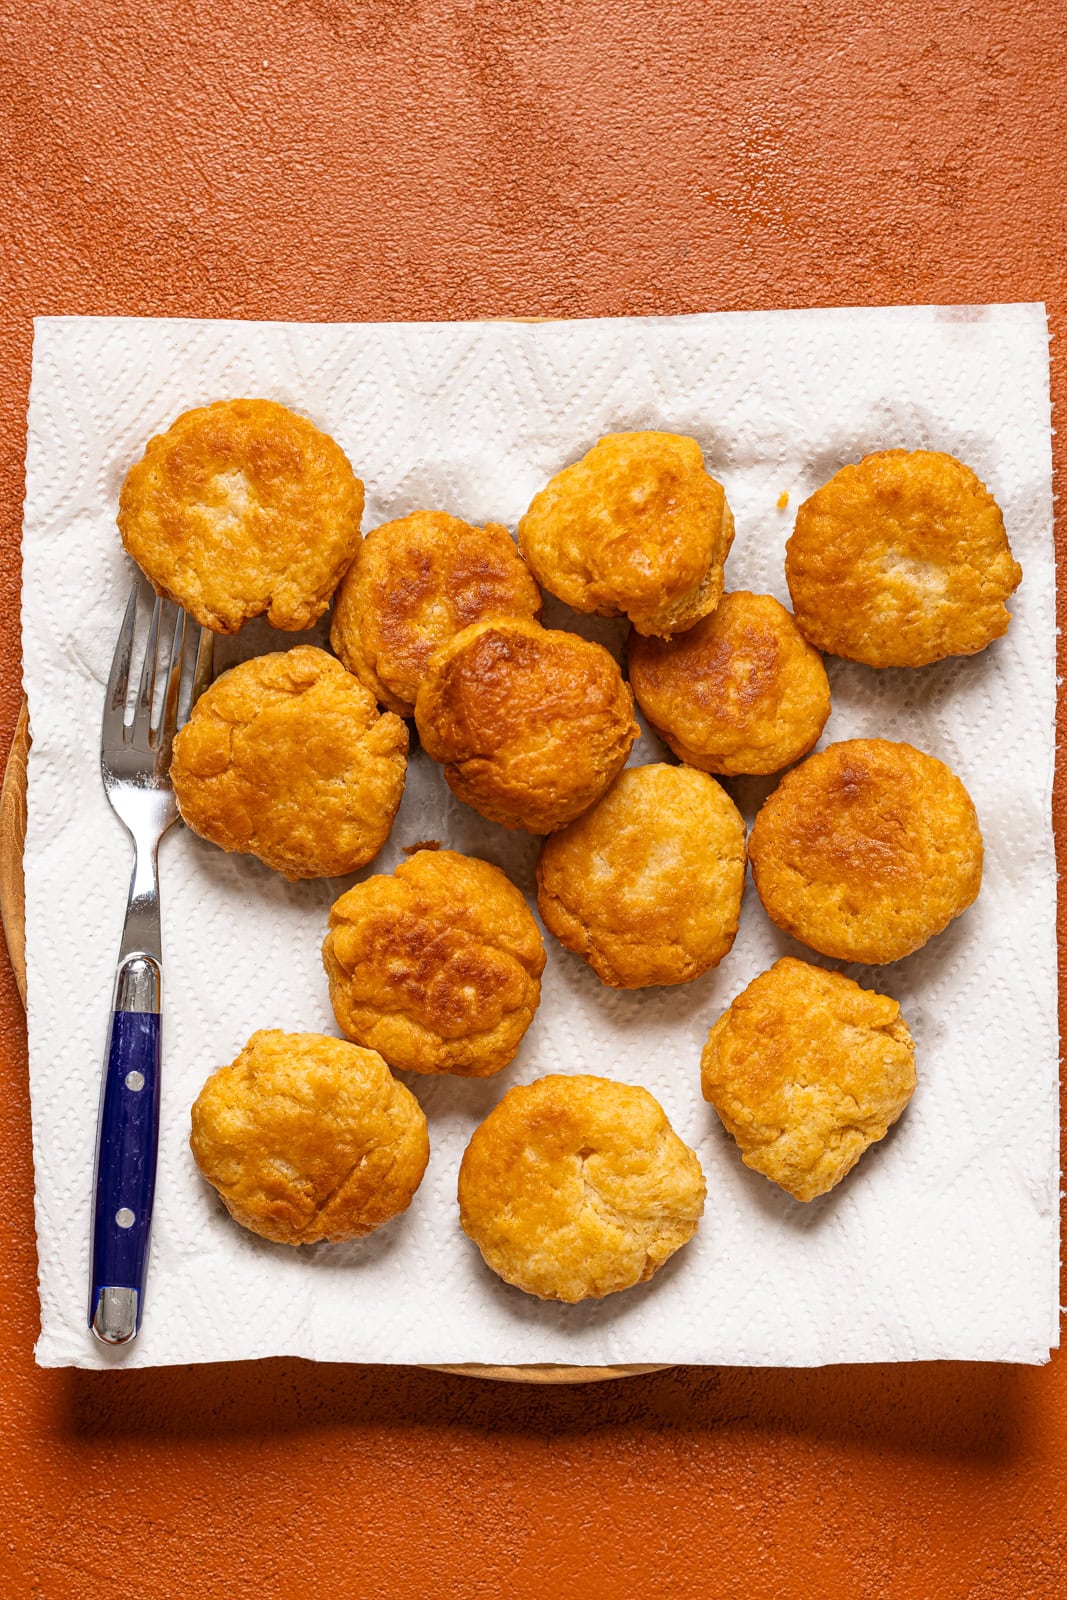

{"left": 458, "top": 1074, "right": 706, "bottom": 1302}
{"left": 701, "top": 957, "right": 917, "bottom": 1202}
{"left": 518, "top": 431, "right": 735, "bottom": 636}
{"left": 330, "top": 510, "right": 542, "bottom": 716}
{"left": 747, "top": 738, "right": 982, "bottom": 964}
{"left": 323, "top": 848, "right": 546, "bottom": 1078}
{"left": 536, "top": 763, "right": 745, "bottom": 988}
{"left": 414, "top": 617, "right": 638, "bottom": 834}
{"left": 190, "top": 1029, "right": 429, "bottom": 1244}
{"left": 628, "top": 590, "right": 831, "bottom": 776}
{"left": 119, "top": 398, "right": 364, "bottom": 633}
{"left": 785, "top": 449, "right": 1022, "bottom": 667}
{"left": 171, "top": 645, "right": 407, "bottom": 879}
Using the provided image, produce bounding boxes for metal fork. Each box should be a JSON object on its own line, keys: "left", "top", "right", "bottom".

{"left": 90, "top": 582, "right": 213, "bottom": 1346}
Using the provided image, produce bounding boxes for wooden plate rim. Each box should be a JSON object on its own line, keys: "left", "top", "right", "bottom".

{"left": 0, "top": 700, "right": 666, "bottom": 1385}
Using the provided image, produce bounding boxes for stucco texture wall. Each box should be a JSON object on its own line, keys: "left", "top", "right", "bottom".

{"left": 1, "top": 3, "right": 1064, "bottom": 1596}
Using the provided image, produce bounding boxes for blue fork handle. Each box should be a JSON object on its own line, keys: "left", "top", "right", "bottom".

{"left": 89, "top": 1005, "right": 161, "bottom": 1344}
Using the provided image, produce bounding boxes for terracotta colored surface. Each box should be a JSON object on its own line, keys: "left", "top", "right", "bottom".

{"left": 2, "top": 2, "right": 1065, "bottom": 1595}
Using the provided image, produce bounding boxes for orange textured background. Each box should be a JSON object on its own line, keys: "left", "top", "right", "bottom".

{"left": 2, "top": 3, "right": 1065, "bottom": 1596}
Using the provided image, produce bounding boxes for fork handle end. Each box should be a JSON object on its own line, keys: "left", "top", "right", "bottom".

{"left": 89, "top": 996, "right": 161, "bottom": 1346}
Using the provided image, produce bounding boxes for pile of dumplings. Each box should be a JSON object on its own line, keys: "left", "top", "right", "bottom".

{"left": 118, "top": 397, "right": 1022, "bottom": 1304}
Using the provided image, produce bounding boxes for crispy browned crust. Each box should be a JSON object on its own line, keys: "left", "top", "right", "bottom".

{"left": 414, "top": 617, "right": 639, "bottom": 833}
{"left": 189, "top": 1030, "right": 429, "bottom": 1244}
{"left": 457, "top": 1074, "right": 706, "bottom": 1301}
{"left": 330, "top": 510, "right": 542, "bottom": 715}
{"left": 171, "top": 645, "right": 408, "bottom": 880}
{"left": 701, "top": 958, "right": 917, "bottom": 1201}
{"left": 785, "top": 449, "right": 1022, "bottom": 667}
{"left": 518, "top": 431, "right": 735, "bottom": 636}
{"left": 119, "top": 398, "right": 364, "bottom": 633}
{"left": 536, "top": 764, "right": 746, "bottom": 987}
{"left": 628, "top": 590, "right": 831, "bottom": 776}
{"left": 323, "top": 848, "right": 546, "bottom": 1077}
{"left": 747, "top": 738, "right": 983, "bottom": 963}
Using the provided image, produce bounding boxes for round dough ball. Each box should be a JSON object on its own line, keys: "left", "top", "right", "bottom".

{"left": 518, "top": 431, "right": 735, "bottom": 636}
{"left": 701, "top": 957, "right": 916, "bottom": 1202}
{"left": 323, "top": 849, "right": 546, "bottom": 1077}
{"left": 748, "top": 738, "right": 982, "bottom": 963}
{"left": 785, "top": 449, "right": 1022, "bottom": 667}
{"left": 414, "top": 617, "right": 638, "bottom": 833}
{"left": 119, "top": 398, "right": 364, "bottom": 633}
{"left": 536, "top": 764, "right": 745, "bottom": 988}
{"left": 190, "top": 1030, "right": 429, "bottom": 1244}
{"left": 628, "top": 590, "right": 831, "bottom": 776}
{"left": 172, "top": 645, "right": 407, "bottom": 880}
{"left": 330, "top": 510, "right": 542, "bottom": 716}
{"left": 458, "top": 1074, "right": 706, "bottom": 1302}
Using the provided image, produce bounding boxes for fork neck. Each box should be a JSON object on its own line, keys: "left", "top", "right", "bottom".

{"left": 116, "top": 838, "right": 163, "bottom": 977}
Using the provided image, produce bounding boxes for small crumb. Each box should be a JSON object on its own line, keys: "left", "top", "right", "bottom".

{"left": 403, "top": 839, "right": 441, "bottom": 855}
{"left": 776, "top": 490, "right": 790, "bottom": 510}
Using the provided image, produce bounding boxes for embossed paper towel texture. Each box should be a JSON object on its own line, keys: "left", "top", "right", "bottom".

{"left": 22, "top": 307, "right": 1057, "bottom": 1369}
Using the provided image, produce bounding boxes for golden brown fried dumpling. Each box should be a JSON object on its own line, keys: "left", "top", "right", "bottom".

{"left": 701, "top": 958, "right": 917, "bottom": 1201}
{"left": 747, "top": 738, "right": 982, "bottom": 963}
{"left": 330, "top": 510, "right": 541, "bottom": 715}
{"left": 518, "top": 431, "right": 734, "bottom": 636}
{"left": 323, "top": 849, "right": 545, "bottom": 1077}
{"left": 171, "top": 646, "right": 407, "bottom": 879}
{"left": 628, "top": 591, "right": 830, "bottom": 776}
{"left": 414, "top": 617, "right": 638, "bottom": 833}
{"left": 536, "top": 764, "right": 745, "bottom": 987}
{"left": 190, "top": 1030, "right": 429, "bottom": 1244}
{"left": 458, "top": 1074, "right": 706, "bottom": 1301}
{"left": 119, "top": 398, "right": 364, "bottom": 633}
{"left": 785, "top": 449, "right": 1021, "bottom": 667}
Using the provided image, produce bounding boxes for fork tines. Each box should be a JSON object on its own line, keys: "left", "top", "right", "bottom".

{"left": 103, "top": 581, "right": 214, "bottom": 761}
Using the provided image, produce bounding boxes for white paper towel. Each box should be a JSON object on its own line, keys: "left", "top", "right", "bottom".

{"left": 21, "top": 306, "right": 1058, "bottom": 1370}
